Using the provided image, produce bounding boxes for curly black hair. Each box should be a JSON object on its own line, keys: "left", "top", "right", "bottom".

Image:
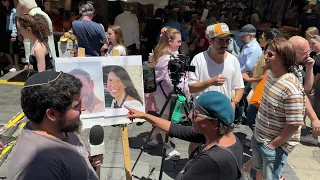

{"left": 21, "top": 73, "right": 82, "bottom": 124}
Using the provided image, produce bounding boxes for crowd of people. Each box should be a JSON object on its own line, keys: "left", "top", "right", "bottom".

{"left": 1, "top": 0, "right": 320, "bottom": 180}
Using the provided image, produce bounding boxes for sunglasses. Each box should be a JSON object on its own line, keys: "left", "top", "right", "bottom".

{"left": 265, "top": 51, "right": 275, "bottom": 58}
{"left": 192, "top": 108, "right": 217, "bottom": 121}
{"left": 214, "top": 38, "right": 232, "bottom": 45}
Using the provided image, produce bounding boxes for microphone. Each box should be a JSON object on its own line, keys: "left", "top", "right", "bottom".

{"left": 89, "top": 125, "right": 105, "bottom": 156}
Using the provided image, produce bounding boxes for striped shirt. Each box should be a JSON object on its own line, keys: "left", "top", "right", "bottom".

{"left": 254, "top": 72, "right": 305, "bottom": 153}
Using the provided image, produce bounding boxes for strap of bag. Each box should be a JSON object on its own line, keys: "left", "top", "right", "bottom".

{"left": 215, "top": 145, "right": 241, "bottom": 179}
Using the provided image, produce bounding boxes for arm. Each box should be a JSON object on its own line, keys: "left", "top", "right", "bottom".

{"left": 133, "top": 17, "right": 140, "bottom": 50}
{"left": 305, "top": 96, "right": 320, "bottom": 134}
{"left": 242, "top": 73, "right": 264, "bottom": 82}
{"left": 11, "top": 10, "right": 17, "bottom": 38}
{"left": 304, "top": 57, "right": 315, "bottom": 93}
{"left": 269, "top": 94, "right": 305, "bottom": 148}
{"left": 240, "top": 51, "right": 260, "bottom": 72}
{"left": 17, "top": 162, "right": 63, "bottom": 180}
{"left": 232, "top": 58, "right": 245, "bottom": 104}
{"left": 33, "top": 44, "right": 47, "bottom": 72}
{"left": 175, "top": 154, "right": 218, "bottom": 180}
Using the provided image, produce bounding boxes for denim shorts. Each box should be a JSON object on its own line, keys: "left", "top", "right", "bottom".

{"left": 251, "top": 136, "right": 288, "bottom": 180}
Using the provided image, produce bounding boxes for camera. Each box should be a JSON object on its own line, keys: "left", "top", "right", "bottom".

{"left": 168, "top": 54, "right": 195, "bottom": 86}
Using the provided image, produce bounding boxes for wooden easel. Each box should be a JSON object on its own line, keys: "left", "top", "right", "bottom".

{"left": 78, "top": 48, "right": 132, "bottom": 180}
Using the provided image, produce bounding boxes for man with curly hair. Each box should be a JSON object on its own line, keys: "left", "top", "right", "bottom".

{"left": 7, "top": 71, "right": 101, "bottom": 180}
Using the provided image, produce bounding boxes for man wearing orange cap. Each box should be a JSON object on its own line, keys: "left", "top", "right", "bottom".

{"left": 188, "top": 23, "right": 244, "bottom": 108}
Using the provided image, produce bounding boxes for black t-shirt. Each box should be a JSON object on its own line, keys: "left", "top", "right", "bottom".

{"left": 313, "top": 54, "right": 320, "bottom": 75}
{"left": 168, "top": 123, "right": 243, "bottom": 180}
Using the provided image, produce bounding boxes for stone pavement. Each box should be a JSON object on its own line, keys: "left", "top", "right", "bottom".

{"left": 0, "top": 83, "right": 316, "bottom": 180}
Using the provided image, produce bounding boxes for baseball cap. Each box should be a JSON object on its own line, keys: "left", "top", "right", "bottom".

{"left": 195, "top": 91, "right": 234, "bottom": 126}
{"left": 207, "top": 23, "right": 234, "bottom": 39}
{"left": 240, "top": 24, "right": 257, "bottom": 33}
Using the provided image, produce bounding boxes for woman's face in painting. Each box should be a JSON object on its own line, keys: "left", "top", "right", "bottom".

{"left": 107, "top": 71, "right": 126, "bottom": 99}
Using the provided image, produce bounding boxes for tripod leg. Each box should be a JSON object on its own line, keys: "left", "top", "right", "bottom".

{"left": 159, "top": 94, "right": 178, "bottom": 180}
{"left": 131, "top": 125, "right": 157, "bottom": 172}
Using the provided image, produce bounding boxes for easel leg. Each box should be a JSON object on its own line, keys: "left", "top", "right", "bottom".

{"left": 121, "top": 124, "right": 132, "bottom": 180}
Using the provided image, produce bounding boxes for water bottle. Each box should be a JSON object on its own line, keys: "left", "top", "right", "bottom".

{"left": 171, "top": 94, "right": 186, "bottom": 123}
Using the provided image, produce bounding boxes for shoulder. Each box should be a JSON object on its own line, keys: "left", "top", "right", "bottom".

{"left": 192, "top": 52, "right": 206, "bottom": 63}
{"left": 282, "top": 73, "right": 304, "bottom": 94}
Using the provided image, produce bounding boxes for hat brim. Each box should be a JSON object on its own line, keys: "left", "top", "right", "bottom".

{"left": 214, "top": 33, "right": 235, "bottom": 38}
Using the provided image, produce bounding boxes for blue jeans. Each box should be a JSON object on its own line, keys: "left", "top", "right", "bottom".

{"left": 247, "top": 105, "right": 258, "bottom": 130}
{"left": 251, "top": 136, "right": 288, "bottom": 180}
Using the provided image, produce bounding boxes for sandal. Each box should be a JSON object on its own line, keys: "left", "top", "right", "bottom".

{"left": 165, "top": 144, "right": 181, "bottom": 160}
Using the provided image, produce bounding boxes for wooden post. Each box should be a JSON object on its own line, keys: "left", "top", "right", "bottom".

{"left": 113, "top": 49, "right": 132, "bottom": 180}
{"left": 121, "top": 124, "right": 132, "bottom": 180}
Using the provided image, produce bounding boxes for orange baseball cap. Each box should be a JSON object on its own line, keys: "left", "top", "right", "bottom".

{"left": 207, "top": 23, "right": 234, "bottom": 39}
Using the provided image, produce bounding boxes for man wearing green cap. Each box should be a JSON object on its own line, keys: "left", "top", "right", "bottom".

{"left": 125, "top": 91, "right": 243, "bottom": 179}
{"left": 7, "top": 71, "right": 101, "bottom": 180}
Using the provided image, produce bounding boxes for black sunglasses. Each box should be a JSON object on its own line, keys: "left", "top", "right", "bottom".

{"left": 265, "top": 51, "right": 275, "bottom": 58}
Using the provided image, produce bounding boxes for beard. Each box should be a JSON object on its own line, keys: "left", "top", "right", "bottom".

{"left": 58, "top": 117, "right": 82, "bottom": 133}
{"left": 83, "top": 92, "right": 95, "bottom": 109}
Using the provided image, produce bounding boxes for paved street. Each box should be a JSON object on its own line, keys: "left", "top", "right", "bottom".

{"left": 0, "top": 84, "right": 318, "bottom": 179}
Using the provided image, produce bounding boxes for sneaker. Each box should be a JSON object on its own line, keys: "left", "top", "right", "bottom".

{"left": 9, "top": 67, "right": 17, "bottom": 72}
{"left": 300, "top": 135, "right": 319, "bottom": 145}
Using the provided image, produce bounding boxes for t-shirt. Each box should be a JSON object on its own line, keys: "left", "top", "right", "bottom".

{"left": 188, "top": 49, "right": 245, "bottom": 99}
{"left": 106, "top": 44, "right": 127, "bottom": 56}
{"left": 313, "top": 54, "right": 320, "bottom": 75}
{"left": 168, "top": 123, "right": 242, "bottom": 180}
{"left": 72, "top": 20, "right": 107, "bottom": 56}
{"left": 251, "top": 55, "right": 266, "bottom": 89}
{"left": 7, "top": 123, "right": 98, "bottom": 180}
{"left": 254, "top": 72, "right": 305, "bottom": 153}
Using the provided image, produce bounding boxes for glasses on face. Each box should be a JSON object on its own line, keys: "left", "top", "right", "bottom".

{"left": 264, "top": 50, "right": 275, "bottom": 58}
{"left": 192, "top": 109, "right": 217, "bottom": 121}
{"left": 215, "top": 38, "right": 232, "bottom": 45}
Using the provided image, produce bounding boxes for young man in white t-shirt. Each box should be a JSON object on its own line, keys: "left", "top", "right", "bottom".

{"left": 187, "top": 23, "right": 244, "bottom": 155}
{"left": 188, "top": 23, "right": 244, "bottom": 109}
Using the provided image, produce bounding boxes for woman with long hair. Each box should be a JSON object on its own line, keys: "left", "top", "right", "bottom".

{"left": 1, "top": 0, "right": 19, "bottom": 72}
{"left": 147, "top": 28, "right": 189, "bottom": 160}
{"left": 106, "top": 25, "right": 126, "bottom": 56}
{"left": 104, "top": 65, "right": 142, "bottom": 108}
{"left": 17, "top": 14, "right": 53, "bottom": 74}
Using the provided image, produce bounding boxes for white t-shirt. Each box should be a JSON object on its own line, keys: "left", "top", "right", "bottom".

{"left": 188, "top": 49, "right": 245, "bottom": 99}
{"left": 106, "top": 44, "right": 126, "bottom": 56}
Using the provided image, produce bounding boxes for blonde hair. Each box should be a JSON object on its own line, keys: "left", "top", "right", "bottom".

{"left": 149, "top": 28, "right": 181, "bottom": 67}
{"left": 306, "top": 27, "right": 319, "bottom": 38}
{"left": 108, "top": 25, "right": 125, "bottom": 47}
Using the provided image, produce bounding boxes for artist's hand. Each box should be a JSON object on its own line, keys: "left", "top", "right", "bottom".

{"left": 89, "top": 154, "right": 103, "bottom": 167}
{"left": 312, "top": 119, "right": 320, "bottom": 138}
{"left": 124, "top": 105, "right": 145, "bottom": 121}
{"left": 11, "top": 37, "right": 16, "bottom": 42}
{"left": 305, "top": 57, "right": 315, "bottom": 69}
{"left": 211, "top": 76, "right": 226, "bottom": 86}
